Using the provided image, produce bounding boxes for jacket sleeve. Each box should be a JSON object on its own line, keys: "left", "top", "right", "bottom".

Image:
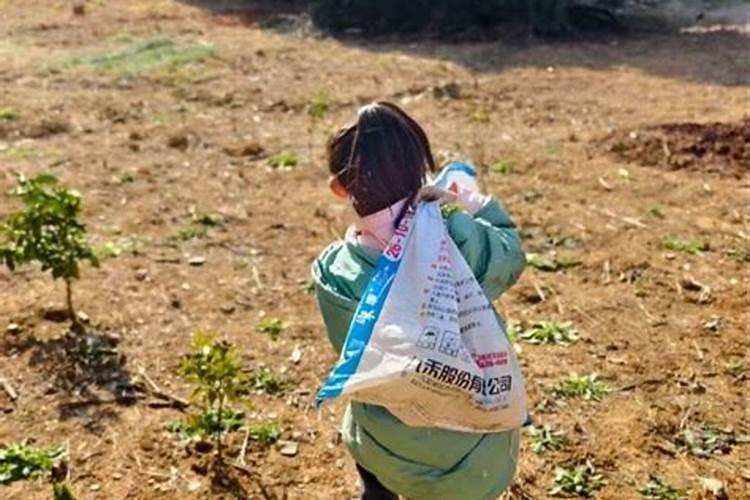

{"left": 447, "top": 198, "right": 525, "bottom": 302}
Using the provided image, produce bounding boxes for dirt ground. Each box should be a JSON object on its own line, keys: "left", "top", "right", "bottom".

{"left": 0, "top": 1, "right": 748, "bottom": 499}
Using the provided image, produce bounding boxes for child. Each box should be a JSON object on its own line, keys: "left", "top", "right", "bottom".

{"left": 311, "top": 102, "right": 526, "bottom": 500}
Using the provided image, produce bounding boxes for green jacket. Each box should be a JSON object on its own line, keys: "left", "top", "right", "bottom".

{"left": 312, "top": 199, "right": 526, "bottom": 500}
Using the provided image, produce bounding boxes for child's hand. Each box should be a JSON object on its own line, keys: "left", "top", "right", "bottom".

{"left": 418, "top": 186, "right": 458, "bottom": 204}
{"left": 419, "top": 185, "right": 489, "bottom": 215}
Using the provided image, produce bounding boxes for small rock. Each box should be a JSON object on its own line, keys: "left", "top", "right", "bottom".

{"left": 187, "top": 480, "right": 202, "bottom": 492}
{"left": 6, "top": 323, "right": 21, "bottom": 335}
{"left": 278, "top": 440, "right": 299, "bottom": 457}
{"left": 135, "top": 269, "right": 148, "bottom": 281}
{"left": 220, "top": 304, "right": 235, "bottom": 314}
{"left": 700, "top": 477, "right": 727, "bottom": 499}
{"left": 291, "top": 431, "right": 304, "bottom": 440}
{"left": 188, "top": 256, "right": 206, "bottom": 266}
{"left": 290, "top": 346, "right": 303, "bottom": 364}
{"left": 223, "top": 142, "right": 265, "bottom": 158}
{"left": 703, "top": 318, "right": 721, "bottom": 333}
{"left": 112, "top": 472, "right": 123, "bottom": 480}
{"left": 90, "top": 484, "right": 101, "bottom": 491}
{"left": 76, "top": 311, "right": 90, "bottom": 324}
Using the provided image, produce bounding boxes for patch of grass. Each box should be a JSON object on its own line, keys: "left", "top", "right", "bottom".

{"left": 0, "top": 442, "right": 65, "bottom": 485}
{"left": 727, "top": 247, "right": 750, "bottom": 263}
{"left": 249, "top": 368, "right": 286, "bottom": 395}
{"left": 169, "top": 225, "right": 207, "bottom": 242}
{"left": 257, "top": 318, "right": 285, "bottom": 340}
{"left": 0, "top": 108, "right": 19, "bottom": 121}
{"left": 639, "top": 475, "right": 687, "bottom": 500}
{"left": 662, "top": 237, "right": 708, "bottom": 256}
{"left": 550, "top": 462, "right": 606, "bottom": 498}
{"left": 267, "top": 152, "right": 300, "bottom": 169}
{"left": 166, "top": 408, "right": 245, "bottom": 442}
{"left": 520, "top": 321, "right": 578, "bottom": 346}
{"left": 552, "top": 373, "right": 610, "bottom": 402}
{"left": 527, "top": 424, "right": 567, "bottom": 455}
{"left": 66, "top": 38, "right": 216, "bottom": 76}
{"left": 94, "top": 238, "right": 141, "bottom": 259}
{"left": 246, "top": 421, "right": 281, "bottom": 447}
{"left": 675, "top": 425, "right": 749, "bottom": 457}
{"left": 1, "top": 146, "right": 35, "bottom": 160}
{"left": 527, "top": 253, "right": 582, "bottom": 272}
{"left": 489, "top": 159, "right": 514, "bottom": 175}
{"left": 118, "top": 174, "right": 136, "bottom": 184}
{"left": 308, "top": 92, "right": 330, "bottom": 121}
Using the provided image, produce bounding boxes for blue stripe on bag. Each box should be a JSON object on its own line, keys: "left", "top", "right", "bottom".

{"left": 314, "top": 210, "right": 416, "bottom": 407}
{"left": 433, "top": 161, "right": 476, "bottom": 189}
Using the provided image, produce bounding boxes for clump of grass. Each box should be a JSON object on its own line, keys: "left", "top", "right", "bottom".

{"left": 550, "top": 462, "right": 606, "bottom": 498}
{"left": 662, "top": 237, "right": 708, "bottom": 255}
{"left": 639, "top": 475, "right": 687, "bottom": 500}
{"left": 675, "top": 425, "right": 749, "bottom": 457}
{"left": 166, "top": 408, "right": 245, "bottom": 443}
{"left": 246, "top": 420, "right": 281, "bottom": 447}
{"left": 118, "top": 173, "right": 136, "bottom": 184}
{"left": 267, "top": 152, "right": 300, "bottom": 169}
{"left": 66, "top": 38, "right": 215, "bottom": 76}
{"left": 552, "top": 373, "right": 610, "bottom": 402}
{"left": 1, "top": 146, "right": 35, "bottom": 160}
{"left": 168, "top": 225, "right": 207, "bottom": 242}
{"left": 527, "top": 424, "right": 567, "bottom": 455}
{"left": 519, "top": 321, "right": 578, "bottom": 346}
{"left": 0, "top": 108, "right": 19, "bottom": 121}
{"left": 527, "top": 253, "right": 582, "bottom": 272}
{"left": 0, "top": 442, "right": 65, "bottom": 484}
{"left": 489, "top": 159, "right": 514, "bottom": 175}
{"left": 249, "top": 367, "right": 286, "bottom": 395}
{"left": 257, "top": 318, "right": 285, "bottom": 340}
{"left": 307, "top": 91, "right": 330, "bottom": 121}
{"left": 94, "top": 237, "right": 140, "bottom": 259}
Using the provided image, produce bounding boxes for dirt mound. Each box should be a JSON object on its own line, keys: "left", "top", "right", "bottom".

{"left": 604, "top": 118, "right": 750, "bottom": 174}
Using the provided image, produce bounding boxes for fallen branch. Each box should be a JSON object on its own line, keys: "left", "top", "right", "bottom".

{"left": 136, "top": 367, "right": 189, "bottom": 410}
{"left": 0, "top": 377, "right": 18, "bottom": 401}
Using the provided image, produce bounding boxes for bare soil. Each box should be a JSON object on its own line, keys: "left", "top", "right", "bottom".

{"left": 1, "top": 1, "right": 748, "bottom": 499}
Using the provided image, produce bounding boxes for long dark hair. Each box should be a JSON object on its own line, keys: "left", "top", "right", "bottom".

{"left": 327, "top": 101, "right": 436, "bottom": 217}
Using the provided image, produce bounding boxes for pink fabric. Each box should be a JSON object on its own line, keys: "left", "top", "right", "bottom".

{"left": 353, "top": 199, "right": 408, "bottom": 250}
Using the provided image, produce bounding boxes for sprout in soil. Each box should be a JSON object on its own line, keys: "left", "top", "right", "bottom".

{"left": 0, "top": 174, "right": 99, "bottom": 329}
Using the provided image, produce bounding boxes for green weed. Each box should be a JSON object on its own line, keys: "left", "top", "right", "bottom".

{"left": 257, "top": 318, "right": 285, "bottom": 340}
{"left": 1, "top": 146, "right": 35, "bottom": 160}
{"left": 0, "top": 442, "right": 65, "bottom": 484}
{"left": 94, "top": 238, "right": 141, "bottom": 259}
{"left": 0, "top": 108, "right": 19, "bottom": 121}
{"left": 527, "top": 253, "right": 581, "bottom": 272}
{"left": 246, "top": 421, "right": 281, "bottom": 447}
{"left": 527, "top": 424, "right": 567, "bottom": 455}
{"left": 169, "top": 226, "right": 207, "bottom": 242}
{"left": 662, "top": 237, "right": 708, "bottom": 255}
{"left": 519, "top": 321, "right": 578, "bottom": 346}
{"left": 489, "top": 159, "right": 514, "bottom": 175}
{"left": 66, "top": 38, "right": 215, "bottom": 76}
{"left": 550, "top": 462, "right": 606, "bottom": 497}
{"left": 249, "top": 367, "right": 286, "bottom": 395}
{"left": 675, "top": 425, "right": 750, "bottom": 457}
{"left": 552, "top": 373, "right": 610, "bottom": 402}
{"left": 639, "top": 475, "right": 687, "bottom": 500}
{"left": 166, "top": 408, "right": 245, "bottom": 442}
{"left": 308, "top": 92, "right": 330, "bottom": 121}
{"left": 267, "top": 152, "right": 300, "bottom": 169}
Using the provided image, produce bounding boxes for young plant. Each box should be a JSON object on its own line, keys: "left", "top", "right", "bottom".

{"left": 176, "top": 332, "right": 250, "bottom": 460}
{"left": 0, "top": 442, "right": 65, "bottom": 485}
{"left": 0, "top": 174, "right": 99, "bottom": 326}
{"left": 489, "top": 159, "right": 514, "bottom": 175}
{"left": 267, "top": 152, "right": 300, "bottom": 169}
{"left": 675, "top": 425, "right": 749, "bottom": 457}
{"left": 662, "top": 237, "right": 708, "bottom": 255}
{"left": 257, "top": 318, "right": 285, "bottom": 340}
{"left": 520, "top": 321, "right": 578, "bottom": 346}
{"left": 552, "top": 373, "right": 610, "bottom": 402}
{"left": 527, "top": 424, "right": 567, "bottom": 454}
{"left": 0, "top": 108, "right": 19, "bottom": 121}
{"left": 526, "top": 253, "right": 581, "bottom": 272}
{"left": 249, "top": 367, "right": 286, "bottom": 395}
{"left": 246, "top": 420, "right": 281, "bottom": 447}
{"left": 166, "top": 408, "right": 245, "bottom": 443}
{"left": 550, "top": 462, "right": 606, "bottom": 498}
{"left": 639, "top": 475, "right": 687, "bottom": 500}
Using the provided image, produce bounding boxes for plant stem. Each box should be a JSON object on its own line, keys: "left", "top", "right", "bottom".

{"left": 216, "top": 395, "right": 224, "bottom": 461}
{"left": 65, "top": 278, "right": 76, "bottom": 323}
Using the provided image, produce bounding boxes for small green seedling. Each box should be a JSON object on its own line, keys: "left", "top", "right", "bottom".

{"left": 527, "top": 253, "right": 581, "bottom": 272}
{"left": 250, "top": 367, "right": 286, "bottom": 395}
{"left": 267, "top": 152, "right": 300, "bottom": 169}
{"left": 118, "top": 174, "right": 136, "bottom": 184}
{"left": 527, "top": 424, "right": 567, "bottom": 455}
{"left": 307, "top": 91, "right": 330, "bottom": 121}
{"left": 166, "top": 408, "right": 245, "bottom": 443}
{"left": 520, "top": 321, "right": 578, "bottom": 346}
{"left": 639, "top": 475, "right": 687, "bottom": 500}
{"left": 257, "top": 318, "right": 285, "bottom": 340}
{"left": 52, "top": 481, "right": 78, "bottom": 500}
{"left": 552, "top": 373, "right": 610, "bottom": 402}
{"left": 550, "top": 462, "right": 606, "bottom": 498}
{"left": 489, "top": 159, "right": 514, "bottom": 175}
{"left": 675, "top": 425, "right": 750, "bottom": 457}
{"left": 0, "top": 108, "right": 19, "bottom": 121}
{"left": 94, "top": 238, "right": 140, "bottom": 259}
{"left": 176, "top": 332, "right": 250, "bottom": 459}
{"left": 246, "top": 420, "right": 281, "bottom": 447}
{"left": 169, "top": 225, "right": 207, "bottom": 242}
{"left": 0, "top": 175, "right": 99, "bottom": 326}
{"left": 662, "top": 237, "right": 708, "bottom": 256}
{"left": 0, "top": 442, "right": 65, "bottom": 485}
